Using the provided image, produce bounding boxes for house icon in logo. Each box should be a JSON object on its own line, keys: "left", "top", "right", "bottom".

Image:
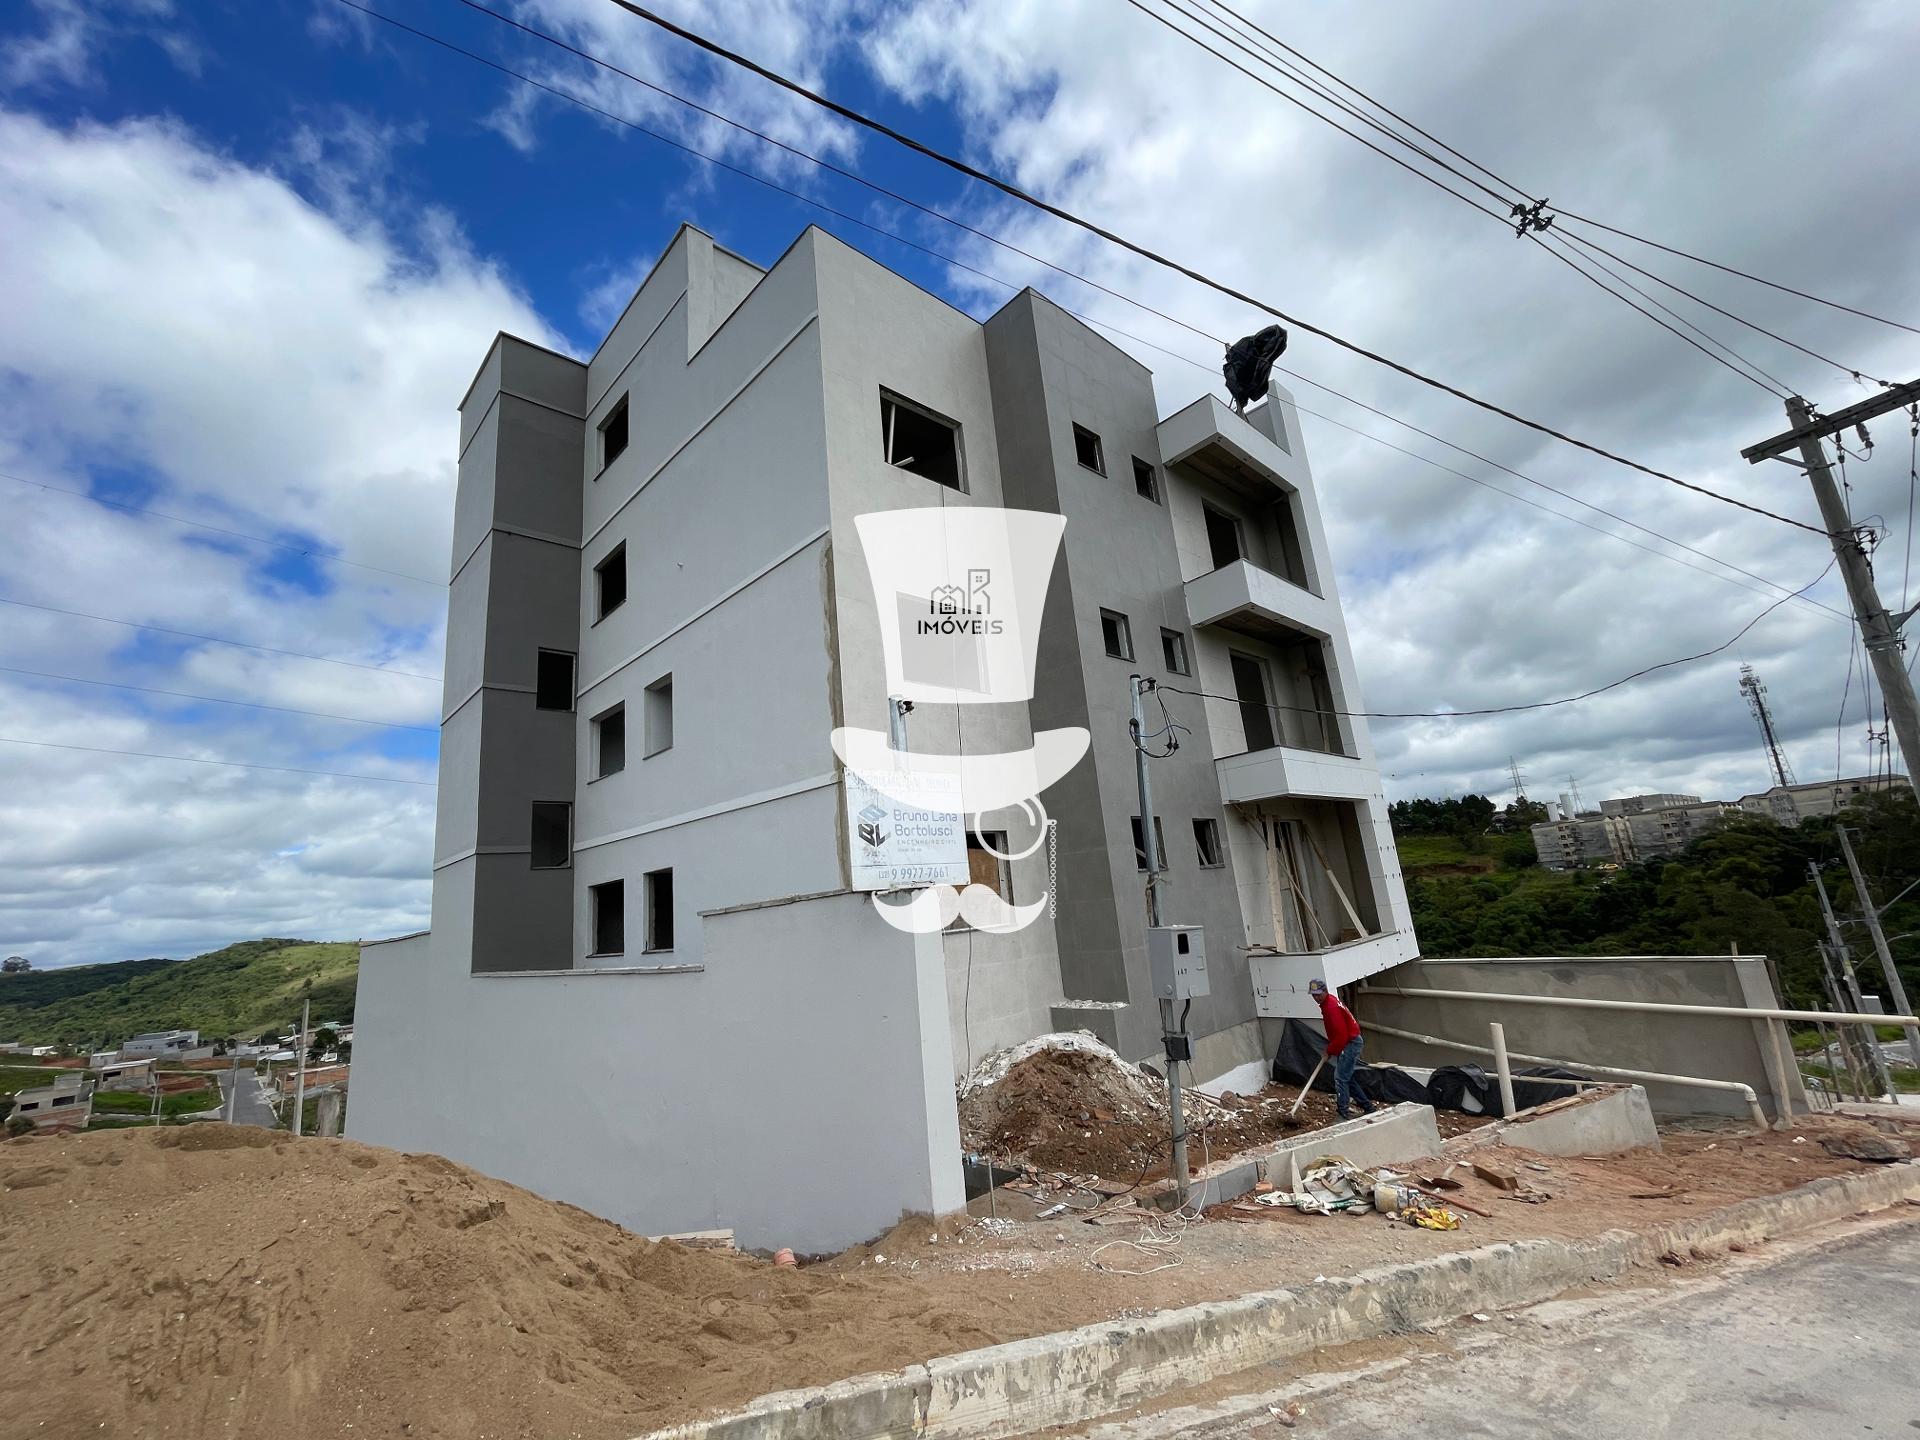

{"left": 857, "top": 803, "right": 888, "bottom": 848}
{"left": 929, "top": 583, "right": 967, "bottom": 616}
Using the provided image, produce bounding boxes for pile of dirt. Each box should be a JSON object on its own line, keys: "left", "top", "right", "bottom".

{"left": 958, "top": 1037, "right": 1173, "bottom": 1176}
{"left": 957, "top": 1034, "right": 1492, "bottom": 1180}
{"left": 0, "top": 1126, "right": 1018, "bottom": 1439}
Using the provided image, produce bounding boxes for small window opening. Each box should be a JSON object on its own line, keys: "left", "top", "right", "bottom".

{"left": 1132, "top": 457, "right": 1160, "bottom": 502}
{"left": 644, "top": 868, "right": 674, "bottom": 952}
{"left": 1100, "top": 608, "right": 1133, "bottom": 660}
{"left": 1193, "top": 817, "right": 1225, "bottom": 868}
{"left": 595, "top": 705, "right": 626, "bottom": 778}
{"left": 1131, "top": 815, "right": 1168, "bottom": 872}
{"left": 1204, "top": 503, "right": 1244, "bottom": 569}
{"left": 595, "top": 544, "right": 627, "bottom": 619}
{"left": 644, "top": 673, "right": 673, "bottom": 756}
{"left": 1073, "top": 424, "right": 1105, "bottom": 475}
{"left": 590, "top": 880, "right": 625, "bottom": 957}
{"left": 535, "top": 649, "right": 576, "bottom": 711}
{"left": 881, "top": 393, "right": 963, "bottom": 491}
{"left": 530, "top": 802, "right": 572, "bottom": 869}
{"left": 599, "top": 395, "right": 629, "bottom": 469}
{"left": 1161, "top": 628, "right": 1189, "bottom": 676}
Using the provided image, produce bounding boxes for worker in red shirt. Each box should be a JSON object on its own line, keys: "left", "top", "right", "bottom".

{"left": 1308, "top": 978, "right": 1375, "bottom": 1119}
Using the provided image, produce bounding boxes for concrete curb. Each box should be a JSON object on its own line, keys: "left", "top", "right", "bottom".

{"left": 634, "top": 1161, "right": 1920, "bottom": 1440}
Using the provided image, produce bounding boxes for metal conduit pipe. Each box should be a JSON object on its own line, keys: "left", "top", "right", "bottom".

{"left": 1361, "top": 1019, "right": 1772, "bottom": 1133}
{"left": 1359, "top": 984, "right": 1918, "bottom": 1029}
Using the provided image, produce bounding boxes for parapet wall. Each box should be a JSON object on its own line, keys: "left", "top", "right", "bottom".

{"left": 1357, "top": 955, "right": 1803, "bottom": 1121}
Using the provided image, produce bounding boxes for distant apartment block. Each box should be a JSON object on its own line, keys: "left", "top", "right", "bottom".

{"left": 1534, "top": 773, "right": 1901, "bottom": 868}
{"left": 1736, "top": 775, "right": 1901, "bottom": 826}
{"left": 350, "top": 223, "right": 1411, "bottom": 1250}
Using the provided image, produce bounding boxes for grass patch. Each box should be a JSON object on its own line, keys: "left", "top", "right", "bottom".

{"left": 0, "top": 1065, "right": 69, "bottom": 1095}
{"left": 91, "top": 1086, "right": 221, "bottom": 1119}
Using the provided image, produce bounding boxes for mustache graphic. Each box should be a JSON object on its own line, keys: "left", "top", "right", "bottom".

{"left": 870, "top": 884, "right": 1048, "bottom": 933}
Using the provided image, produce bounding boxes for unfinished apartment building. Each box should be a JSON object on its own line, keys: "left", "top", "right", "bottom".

{"left": 351, "top": 224, "right": 1412, "bottom": 1249}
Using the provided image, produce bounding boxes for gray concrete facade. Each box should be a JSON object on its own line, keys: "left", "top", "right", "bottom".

{"left": 350, "top": 222, "right": 1410, "bottom": 1248}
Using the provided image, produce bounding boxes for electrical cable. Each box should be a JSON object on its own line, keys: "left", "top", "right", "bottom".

{"left": 1130, "top": 0, "right": 1791, "bottom": 397}
{"left": 0, "top": 469, "right": 446, "bottom": 588}
{"left": 0, "top": 735, "right": 435, "bottom": 787}
{"left": 1161, "top": 555, "right": 1836, "bottom": 721}
{"left": 0, "top": 665, "right": 438, "bottom": 732}
{"left": 0, "top": 596, "right": 442, "bottom": 683}
{"left": 1141, "top": 0, "right": 1867, "bottom": 393}
{"left": 593, "top": 0, "right": 1828, "bottom": 535}
{"left": 351, "top": 0, "right": 1836, "bottom": 608}
{"left": 1193, "top": 0, "right": 1920, "bottom": 337}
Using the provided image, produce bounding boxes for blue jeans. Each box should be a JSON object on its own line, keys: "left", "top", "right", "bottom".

{"left": 1333, "top": 1036, "right": 1372, "bottom": 1116}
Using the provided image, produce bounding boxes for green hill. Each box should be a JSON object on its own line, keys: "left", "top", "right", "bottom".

{"left": 1395, "top": 790, "right": 1920, "bottom": 1011}
{"left": 0, "top": 939, "right": 358, "bottom": 1050}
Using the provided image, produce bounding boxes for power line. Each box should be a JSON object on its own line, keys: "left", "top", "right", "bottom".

{"left": 0, "top": 596, "right": 442, "bottom": 683}
{"left": 1137, "top": 0, "right": 1860, "bottom": 395}
{"left": 1161, "top": 556, "right": 1835, "bottom": 721}
{"left": 0, "top": 735, "right": 436, "bottom": 787}
{"left": 0, "top": 665, "right": 439, "bottom": 733}
{"left": 1128, "top": 0, "right": 1788, "bottom": 397}
{"left": 594, "top": 0, "right": 1828, "bottom": 535}
{"left": 344, "top": 0, "right": 1834, "bottom": 617}
{"left": 0, "top": 469, "right": 446, "bottom": 588}
{"left": 1195, "top": 0, "right": 1920, "bottom": 338}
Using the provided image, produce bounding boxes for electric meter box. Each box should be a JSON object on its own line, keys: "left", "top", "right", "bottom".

{"left": 1147, "top": 925, "right": 1209, "bottom": 1000}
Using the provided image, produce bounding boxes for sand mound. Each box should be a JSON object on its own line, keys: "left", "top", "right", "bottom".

{"left": 0, "top": 1126, "right": 1009, "bottom": 1439}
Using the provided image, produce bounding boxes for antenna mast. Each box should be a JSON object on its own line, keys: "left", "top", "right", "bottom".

{"left": 1739, "top": 664, "right": 1795, "bottom": 789}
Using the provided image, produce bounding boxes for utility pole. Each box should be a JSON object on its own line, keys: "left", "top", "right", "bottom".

{"left": 1129, "top": 674, "right": 1188, "bottom": 1205}
{"left": 292, "top": 996, "right": 310, "bottom": 1137}
{"left": 1743, "top": 382, "right": 1920, "bottom": 795}
{"left": 1836, "top": 823, "right": 1920, "bottom": 1069}
{"left": 1810, "top": 863, "right": 1890, "bottom": 1096}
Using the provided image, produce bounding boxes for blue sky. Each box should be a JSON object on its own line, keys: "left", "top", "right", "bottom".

{"left": 4, "top": 0, "right": 1918, "bottom": 966}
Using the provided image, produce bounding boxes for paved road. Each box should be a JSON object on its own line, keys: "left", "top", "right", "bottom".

{"left": 1065, "top": 1218, "right": 1920, "bottom": 1439}
{"left": 216, "top": 1062, "right": 279, "bottom": 1128}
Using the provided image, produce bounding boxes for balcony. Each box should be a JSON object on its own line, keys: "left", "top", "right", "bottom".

{"left": 1216, "top": 745, "right": 1377, "bottom": 804}
{"left": 1157, "top": 393, "right": 1300, "bottom": 498}
{"left": 1185, "top": 558, "right": 1337, "bottom": 642}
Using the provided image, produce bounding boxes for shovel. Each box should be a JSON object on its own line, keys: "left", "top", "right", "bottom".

{"left": 1288, "top": 1052, "right": 1329, "bottom": 1117}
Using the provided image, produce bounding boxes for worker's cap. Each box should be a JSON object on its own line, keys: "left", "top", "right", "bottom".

{"left": 1306, "top": 978, "right": 1328, "bottom": 996}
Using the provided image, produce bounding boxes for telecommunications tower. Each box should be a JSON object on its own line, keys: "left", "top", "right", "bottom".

{"left": 1739, "top": 664, "right": 1794, "bottom": 790}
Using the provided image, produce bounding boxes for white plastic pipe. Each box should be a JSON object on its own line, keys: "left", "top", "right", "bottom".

{"left": 1362, "top": 1019, "right": 1771, "bottom": 1133}
{"left": 1489, "top": 1021, "right": 1519, "bottom": 1118}
{"left": 1360, "top": 984, "right": 1918, "bottom": 1029}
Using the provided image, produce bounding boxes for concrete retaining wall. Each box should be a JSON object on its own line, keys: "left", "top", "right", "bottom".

{"left": 1358, "top": 956, "right": 1804, "bottom": 1121}
{"left": 633, "top": 1161, "right": 1920, "bottom": 1440}
{"left": 1483, "top": 1085, "right": 1660, "bottom": 1156}
{"left": 1175, "top": 1103, "right": 1442, "bottom": 1210}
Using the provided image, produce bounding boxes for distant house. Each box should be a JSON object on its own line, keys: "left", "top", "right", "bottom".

{"left": 92, "top": 1057, "right": 155, "bottom": 1092}
{"left": 278, "top": 1064, "right": 349, "bottom": 1096}
{"left": 0, "top": 1043, "right": 57, "bottom": 1058}
{"left": 1736, "top": 775, "right": 1898, "bottom": 826}
{"left": 10, "top": 1075, "right": 93, "bottom": 1131}
{"left": 120, "top": 1030, "right": 201, "bottom": 1059}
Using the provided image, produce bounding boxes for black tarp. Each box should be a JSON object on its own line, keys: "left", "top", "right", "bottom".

{"left": 1223, "top": 325, "right": 1288, "bottom": 410}
{"left": 1268, "top": 1019, "right": 1591, "bottom": 1118}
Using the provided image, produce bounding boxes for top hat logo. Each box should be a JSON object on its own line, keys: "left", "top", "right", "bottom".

{"left": 855, "top": 511, "right": 1061, "bottom": 705}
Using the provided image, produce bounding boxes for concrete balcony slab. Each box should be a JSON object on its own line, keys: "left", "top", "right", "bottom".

{"left": 1157, "top": 393, "right": 1302, "bottom": 497}
{"left": 1216, "top": 744, "right": 1376, "bottom": 804}
{"left": 1184, "top": 559, "right": 1336, "bottom": 641}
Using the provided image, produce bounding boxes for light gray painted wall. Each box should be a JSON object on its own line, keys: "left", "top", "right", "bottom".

{"left": 348, "top": 889, "right": 965, "bottom": 1253}
{"left": 1357, "top": 956, "right": 1806, "bottom": 1119}
{"left": 814, "top": 236, "right": 1066, "bottom": 1070}
{"left": 986, "top": 291, "right": 1253, "bottom": 1062}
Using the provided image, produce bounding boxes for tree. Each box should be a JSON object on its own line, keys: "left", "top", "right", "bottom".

{"left": 2, "top": 955, "right": 30, "bottom": 973}
{"left": 308, "top": 1027, "right": 340, "bottom": 1062}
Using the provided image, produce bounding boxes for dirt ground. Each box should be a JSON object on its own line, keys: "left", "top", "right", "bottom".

{"left": 957, "top": 1044, "right": 1490, "bottom": 1182}
{"left": 0, "top": 1117, "right": 1900, "bottom": 1440}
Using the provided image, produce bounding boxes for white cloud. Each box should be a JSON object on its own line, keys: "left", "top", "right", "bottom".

{"left": 863, "top": 0, "right": 1920, "bottom": 805}
{"left": 0, "top": 106, "right": 556, "bottom": 966}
